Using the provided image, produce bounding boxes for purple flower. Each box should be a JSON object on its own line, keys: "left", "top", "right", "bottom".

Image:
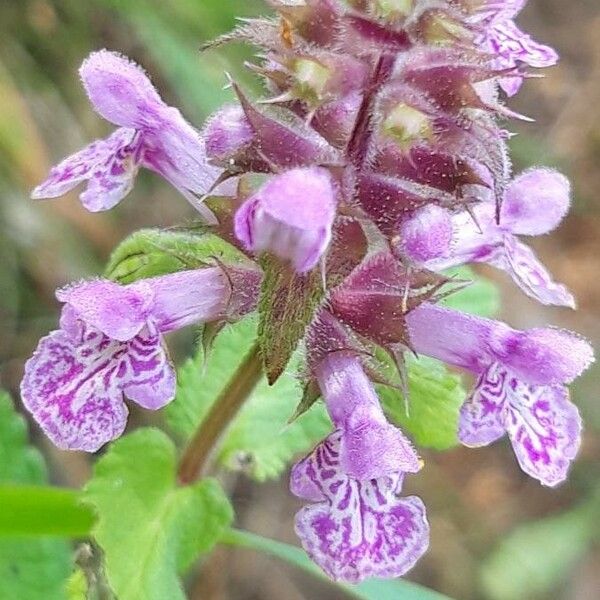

{"left": 397, "top": 205, "right": 454, "bottom": 262}
{"left": 31, "top": 50, "right": 224, "bottom": 221}
{"left": 234, "top": 167, "right": 337, "bottom": 273}
{"left": 471, "top": 0, "right": 559, "bottom": 95}
{"left": 422, "top": 169, "right": 575, "bottom": 308}
{"left": 407, "top": 303, "right": 594, "bottom": 486}
{"left": 21, "top": 268, "right": 235, "bottom": 452}
{"left": 291, "top": 350, "right": 428, "bottom": 583}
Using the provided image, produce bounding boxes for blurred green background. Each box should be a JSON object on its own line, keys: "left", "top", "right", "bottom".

{"left": 1, "top": 1, "right": 599, "bottom": 599}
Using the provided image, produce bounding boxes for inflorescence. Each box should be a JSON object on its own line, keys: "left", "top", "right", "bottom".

{"left": 24, "top": 0, "right": 594, "bottom": 584}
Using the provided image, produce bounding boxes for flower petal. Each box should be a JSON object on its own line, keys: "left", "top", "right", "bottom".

{"left": 506, "top": 383, "right": 581, "bottom": 487}
{"left": 56, "top": 280, "right": 153, "bottom": 342}
{"left": 20, "top": 329, "right": 129, "bottom": 452}
{"left": 459, "top": 363, "right": 510, "bottom": 447}
{"left": 121, "top": 325, "right": 176, "bottom": 410}
{"left": 459, "top": 362, "right": 583, "bottom": 487}
{"left": 341, "top": 420, "right": 422, "bottom": 480}
{"left": 398, "top": 205, "right": 453, "bottom": 263}
{"left": 79, "top": 50, "right": 164, "bottom": 128}
{"left": 501, "top": 235, "right": 576, "bottom": 308}
{"left": 31, "top": 129, "right": 131, "bottom": 200}
{"left": 79, "top": 129, "right": 142, "bottom": 212}
{"left": 489, "top": 20, "right": 558, "bottom": 70}
{"left": 502, "top": 169, "right": 570, "bottom": 236}
{"left": 292, "top": 433, "right": 429, "bottom": 583}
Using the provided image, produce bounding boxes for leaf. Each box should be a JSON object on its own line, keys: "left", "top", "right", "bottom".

{"left": 379, "top": 356, "right": 466, "bottom": 450}
{"left": 480, "top": 504, "right": 596, "bottom": 600}
{"left": 65, "top": 569, "right": 88, "bottom": 600}
{"left": 83, "top": 428, "right": 233, "bottom": 600}
{"left": 441, "top": 266, "right": 500, "bottom": 317}
{"left": 222, "top": 529, "right": 454, "bottom": 600}
{"left": 258, "top": 255, "right": 324, "bottom": 383}
{"left": 166, "top": 317, "right": 331, "bottom": 480}
{"left": 104, "top": 228, "right": 248, "bottom": 284}
{"left": 0, "top": 392, "right": 72, "bottom": 600}
{"left": 0, "top": 486, "right": 94, "bottom": 537}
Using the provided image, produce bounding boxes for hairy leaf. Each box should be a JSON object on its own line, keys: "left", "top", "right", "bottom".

{"left": 83, "top": 429, "right": 233, "bottom": 600}
{"left": 0, "top": 392, "right": 71, "bottom": 600}
{"left": 379, "top": 356, "right": 466, "bottom": 450}
{"left": 104, "top": 228, "right": 247, "bottom": 284}
{"left": 258, "top": 255, "right": 324, "bottom": 383}
{"left": 166, "top": 317, "right": 331, "bottom": 480}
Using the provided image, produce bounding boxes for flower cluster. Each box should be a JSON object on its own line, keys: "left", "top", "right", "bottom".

{"left": 26, "top": 0, "right": 593, "bottom": 585}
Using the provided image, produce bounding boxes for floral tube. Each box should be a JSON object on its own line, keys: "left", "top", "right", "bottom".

{"left": 406, "top": 303, "right": 594, "bottom": 486}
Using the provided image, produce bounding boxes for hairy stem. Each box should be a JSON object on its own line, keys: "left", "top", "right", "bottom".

{"left": 346, "top": 52, "right": 395, "bottom": 167}
{"left": 177, "top": 343, "right": 263, "bottom": 484}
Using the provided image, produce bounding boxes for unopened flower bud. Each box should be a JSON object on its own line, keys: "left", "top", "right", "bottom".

{"left": 373, "top": 0, "right": 414, "bottom": 20}
{"left": 292, "top": 57, "right": 331, "bottom": 104}
{"left": 381, "top": 103, "right": 433, "bottom": 150}
{"left": 397, "top": 205, "right": 453, "bottom": 262}
{"left": 418, "top": 9, "right": 474, "bottom": 45}
{"left": 234, "top": 167, "right": 336, "bottom": 273}
{"left": 204, "top": 105, "right": 254, "bottom": 165}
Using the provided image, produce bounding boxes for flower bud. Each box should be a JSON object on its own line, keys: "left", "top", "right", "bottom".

{"left": 380, "top": 103, "right": 434, "bottom": 150}
{"left": 292, "top": 57, "right": 332, "bottom": 104}
{"left": 373, "top": 0, "right": 414, "bottom": 20}
{"left": 234, "top": 167, "right": 336, "bottom": 273}
{"left": 204, "top": 105, "right": 254, "bottom": 165}
{"left": 397, "top": 205, "right": 453, "bottom": 262}
{"left": 417, "top": 9, "right": 474, "bottom": 45}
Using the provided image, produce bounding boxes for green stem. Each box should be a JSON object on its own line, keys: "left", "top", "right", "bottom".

{"left": 177, "top": 342, "right": 263, "bottom": 485}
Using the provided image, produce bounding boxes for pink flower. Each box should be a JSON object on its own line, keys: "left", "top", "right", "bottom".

{"left": 20, "top": 268, "right": 258, "bottom": 451}
{"left": 32, "top": 50, "right": 225, "bottom": 221}
{"left": 234, "top": 167, "right": 337, "bottom": 273}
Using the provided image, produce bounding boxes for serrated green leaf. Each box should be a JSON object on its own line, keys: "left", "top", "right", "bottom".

{"left": 379, "top": 356, "right": 466, "bottom": 450}
{"left": 442, "top": 266, "right": 500, "bottom": 317}
{"left": 166, "top": 318, "right": 331, "bottom": 480}
{"left": 258, "top": 256, "right": 324, "bottom": 384}
{"left": 223, "top": 529, "right": 453, "bottom": 600}
{"left": 83, "top": 428, "right": 233, "bottom": 600}
{"left": 0, "top": 392, "right": 72, "bottom": 600}
{"left": 480, "top": 504, "right": 596, "bottom": 600}
{"left": 104, "top": 228, "right": 248, "bottom": 284}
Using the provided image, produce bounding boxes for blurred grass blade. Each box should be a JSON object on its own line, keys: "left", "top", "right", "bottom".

{"left": 222, "top": 528, "right": 453, "bottom": 600}
{"left": 0, "top": 485, "right": 94, "bottom": 537}
{"left": 480, "top": 503, "right": 597, "bottom": 600}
